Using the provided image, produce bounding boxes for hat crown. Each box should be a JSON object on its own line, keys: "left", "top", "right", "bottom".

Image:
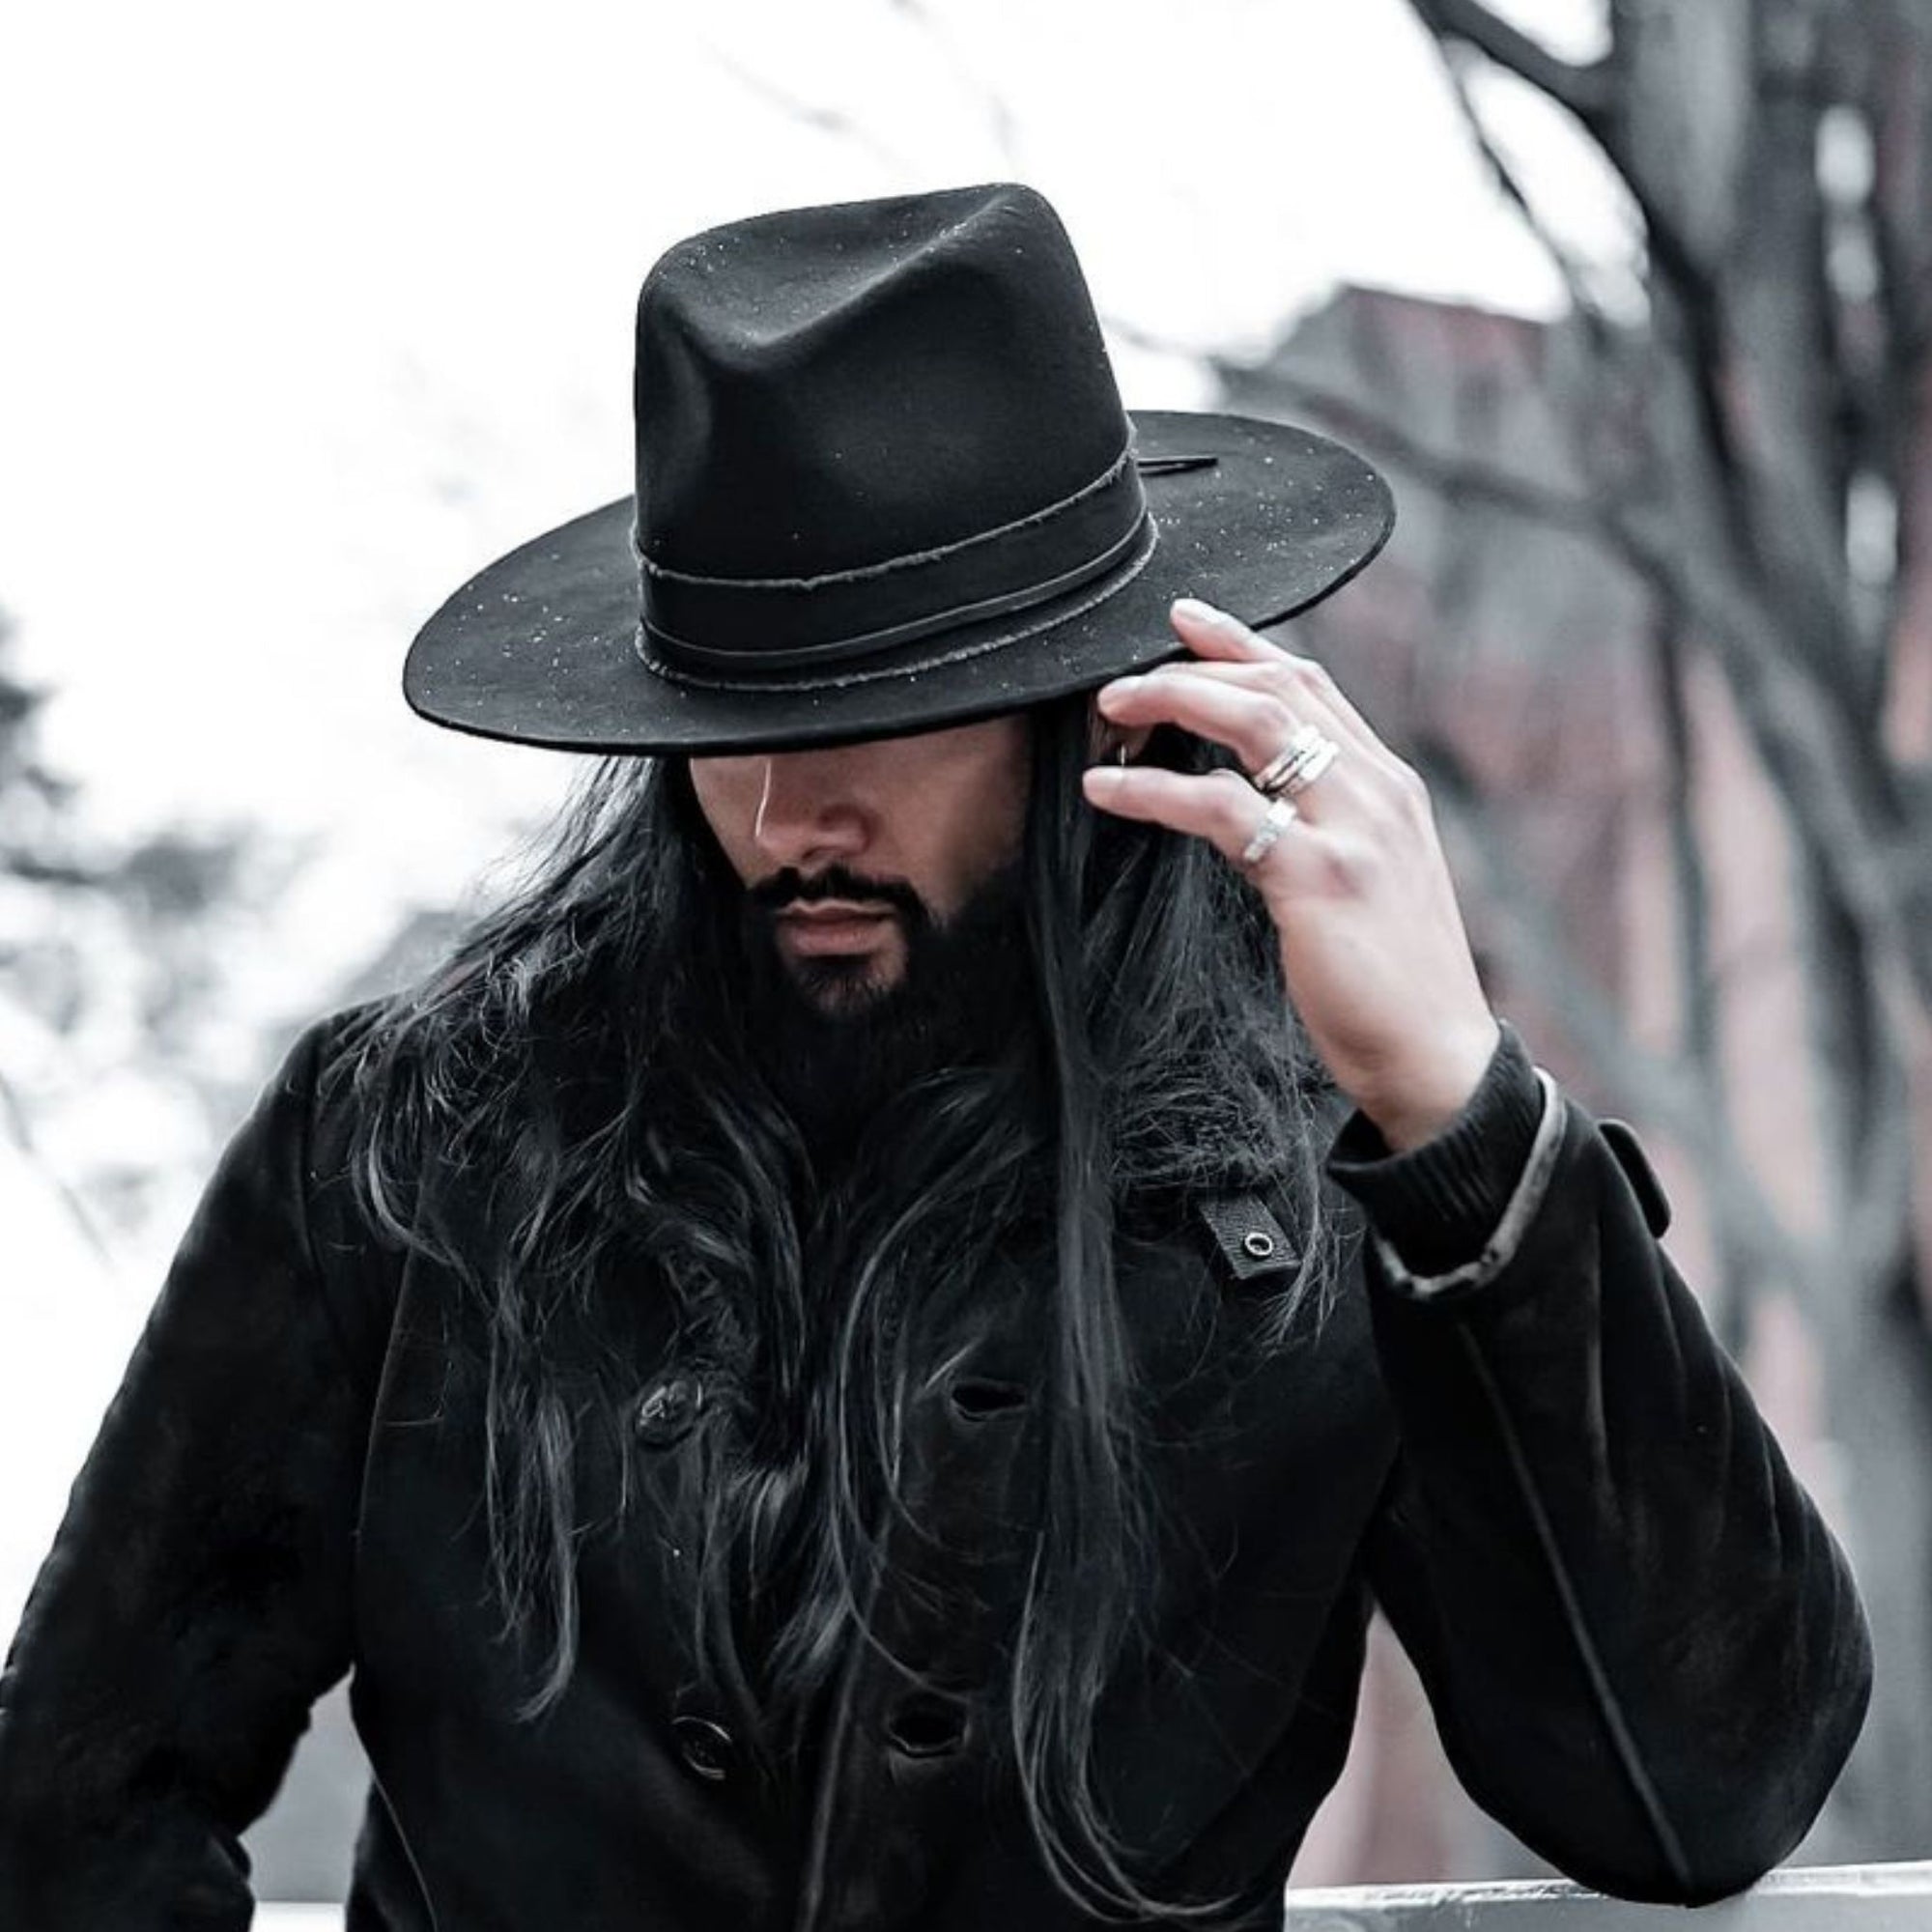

{"left": 632, "top": 184, "right": 1133, "bottom": 586}
{"left": 403, "top": 181, "right": 1395, "bottom": 757}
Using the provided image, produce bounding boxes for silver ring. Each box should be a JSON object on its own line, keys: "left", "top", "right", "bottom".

{"left": 1250, "top": 724, "right": 1325, "bottom": 796}
{"left": 1273, "top": 732, "right": 1340, "bottom": 797}
{"left": 1238, "top": 795, "right": 1299, "bottom": 868}
{"left": 1252, "top": 727, "right": 1342, "bottom": 800}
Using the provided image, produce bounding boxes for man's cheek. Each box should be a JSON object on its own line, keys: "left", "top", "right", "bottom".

{"left": 686, "top": 765, "right": 760, "bottom": 881}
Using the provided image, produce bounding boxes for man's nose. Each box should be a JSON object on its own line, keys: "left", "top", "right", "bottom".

{"left": 750, "top": 752, "right": 871, "bottom": 867}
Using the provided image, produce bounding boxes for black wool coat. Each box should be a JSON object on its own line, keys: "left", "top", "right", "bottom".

{"left": 0, "top": 1007, "right": 1872, "bottom": 1931}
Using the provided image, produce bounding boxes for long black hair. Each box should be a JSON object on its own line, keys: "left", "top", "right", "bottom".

{"left": 344, "top": 690, "right": 1347, "bottom": 1919}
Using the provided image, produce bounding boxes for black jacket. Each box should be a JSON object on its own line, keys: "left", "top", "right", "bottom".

{"left": 0, "top": 1007, "right": 1871, "bottom": 1930}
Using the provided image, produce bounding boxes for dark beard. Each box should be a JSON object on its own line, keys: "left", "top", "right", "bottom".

{"left": 728, "top": 859, "right": 1039, "bottom": 1176}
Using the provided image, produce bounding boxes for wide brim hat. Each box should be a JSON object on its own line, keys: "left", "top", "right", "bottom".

{"left": 404, "top": 185, "right": 1394, "bottom": 756}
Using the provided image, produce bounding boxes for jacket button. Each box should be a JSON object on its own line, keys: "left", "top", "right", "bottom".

{"left": 671, "top": 1713, "right": 736, "bottom": 1783}
{"left": 884, "top": 1690, "right": 970, "bottom": 1759}
{"left": 635, "top": 1374, "right": 705, "bottom": 1448}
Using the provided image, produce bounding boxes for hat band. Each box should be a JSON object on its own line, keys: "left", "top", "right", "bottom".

{"left": 637, "top": 441, "right": 1148, "bottom": 673}
{"left": 643, "top": 512, "right": 1151, "bottom": 672}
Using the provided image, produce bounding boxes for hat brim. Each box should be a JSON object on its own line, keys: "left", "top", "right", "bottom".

{"left": 402, "top": 411, "right": 1393, "bottom": 756}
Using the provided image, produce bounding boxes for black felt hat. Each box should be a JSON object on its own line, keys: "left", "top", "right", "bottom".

{"left": 403, "top": 183, "right": 1394, "bottom": 755}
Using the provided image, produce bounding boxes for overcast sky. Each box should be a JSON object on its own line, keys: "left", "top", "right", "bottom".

{"left": 2, "top": 1, "right": 1620, "bottom": 892}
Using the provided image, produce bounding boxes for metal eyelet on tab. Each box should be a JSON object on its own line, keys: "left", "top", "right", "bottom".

{"left": 1194, "top": 1192, "right": 1299, "bottom": 1283}
{"left": 947, "top": 1375, "right": 1029, "bottom": 1423}
{"left": 671, "top": 1714, "right": 735, "bottom": 1783}
{"left": 885, "top": 1690, "right": 971, "bottom": 1759}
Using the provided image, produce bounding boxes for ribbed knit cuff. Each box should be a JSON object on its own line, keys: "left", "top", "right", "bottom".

{"left": 1324, "top": 1020, "right": 1546, "bottom": 1277}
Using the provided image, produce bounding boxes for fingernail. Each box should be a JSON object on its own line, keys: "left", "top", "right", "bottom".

{"left": 1097, "top": 677, "right": 1143, "bottom": 709}
{"left": 1173, "top": 596, "right": 1229, "bottom": 626}
{"left": 1084, "top": 764, "right": 1126, "bottom": 789}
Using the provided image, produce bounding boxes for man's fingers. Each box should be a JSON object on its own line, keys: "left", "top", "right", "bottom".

{"left": 1152, "top": 600, "right": 1395, "bottom": 768}
{"left": 1127, "top": 658, "right": 1380, "bottom": 765}
{"left": 1169, "top": 597, "right": 1287, "bottom": 665}
{"left": 1098, "top": 670, "right": 1326, "bottom": 793}
{"left": 1081, "top": 762, "right": 1318, "bottom": 872}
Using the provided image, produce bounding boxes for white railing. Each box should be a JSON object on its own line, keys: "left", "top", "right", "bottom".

{"left": 256, "top": 1861, "right": 1932, "bottom": 1931}
{"left": 1282, "top": 1862, "right": 1932, "bottom": 1929}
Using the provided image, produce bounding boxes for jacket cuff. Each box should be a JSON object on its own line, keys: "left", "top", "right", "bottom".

{"left": 1324, "top": 1019, "right": 1549, "bottom": 1279}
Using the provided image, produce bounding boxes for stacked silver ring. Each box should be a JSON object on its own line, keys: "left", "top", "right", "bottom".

{"left": 1251, "top": 724, "right": 1341, "bottom": 800}
{"left": 1237, "top": 723, "right": 1344, "bottom": 869}
{"left": 1238, "top": 796, "right": 1299, "bottom": 868}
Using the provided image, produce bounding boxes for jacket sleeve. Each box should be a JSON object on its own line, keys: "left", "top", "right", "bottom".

{"left": 0, "top": 1012, "right": 374, "bottom": 1930}
{"left": 1332, "top": 1026, "right": 1872, "bottom": 1905}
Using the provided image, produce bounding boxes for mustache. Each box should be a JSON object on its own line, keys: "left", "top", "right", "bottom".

{"left": 747, "top": 865, "right": 930, "bottom": 928}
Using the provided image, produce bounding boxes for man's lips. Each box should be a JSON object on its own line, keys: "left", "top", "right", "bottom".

{"left": 774, "top": 902, "right": 898, "bottom": 955}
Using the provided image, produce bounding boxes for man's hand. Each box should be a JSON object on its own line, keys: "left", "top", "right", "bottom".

{"left": 1083, "top": 596, "right": 1499, "bottom": 1151}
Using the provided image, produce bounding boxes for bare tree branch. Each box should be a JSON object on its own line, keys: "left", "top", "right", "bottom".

{"left": 1647, "top": 603, "right": 1719, "bottom": 1085}
{"left": 696, "top": 41, "right": 917, "bottom": 176}
{"left": 1214, "top": 364, "right": 1617, "bottom": 532}
{"left": 1428, "top": 37, "right": 1615, "bottom": 345}
{"left": 1840, "top": 991, "right": 1919, "bottom": 1297}
{"left": 1399, "top": 0, "right": 1932, "bottom": 1848}
{"left": 893, "top": 0, "right": 1024, "bottom": 169}
{"left": 1611, "top": 508, "right": 1932, "bottom": 1011}
{"left": 1416, "top": 733, "right": 1828, "bottom": 1301}
{"left": 0, "top": 854, "right": 109, "bottom": 890}
{"left": 1640, "top": 595, "right": 1758, "bottom": 1347}
{"left": 1407, "top": 0, "right": 1617, "bottom": 130}
{"left": 1231, "top": 361, "right": 1932, "bottom": 1017}
{"left": 1241, "top": 373, "right": 1932, "bottom": 1298}
{"left": 0, "top": 1062, "right": 116, "bottom": 1270}
{"left": 1412, "top": 0, "right": 1719, "bottom": 361}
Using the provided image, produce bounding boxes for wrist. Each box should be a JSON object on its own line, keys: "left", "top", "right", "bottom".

{"left": 1325, "top": 1019, "right": 1546, "bottom": 1277}
{"left": 1359, "top": 1017, "right": 1503, "bottom": 1152}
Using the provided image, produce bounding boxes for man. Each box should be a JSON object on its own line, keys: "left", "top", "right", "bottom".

{"left": 0, "top": 183, "right": 1871, "bottom": 1931}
